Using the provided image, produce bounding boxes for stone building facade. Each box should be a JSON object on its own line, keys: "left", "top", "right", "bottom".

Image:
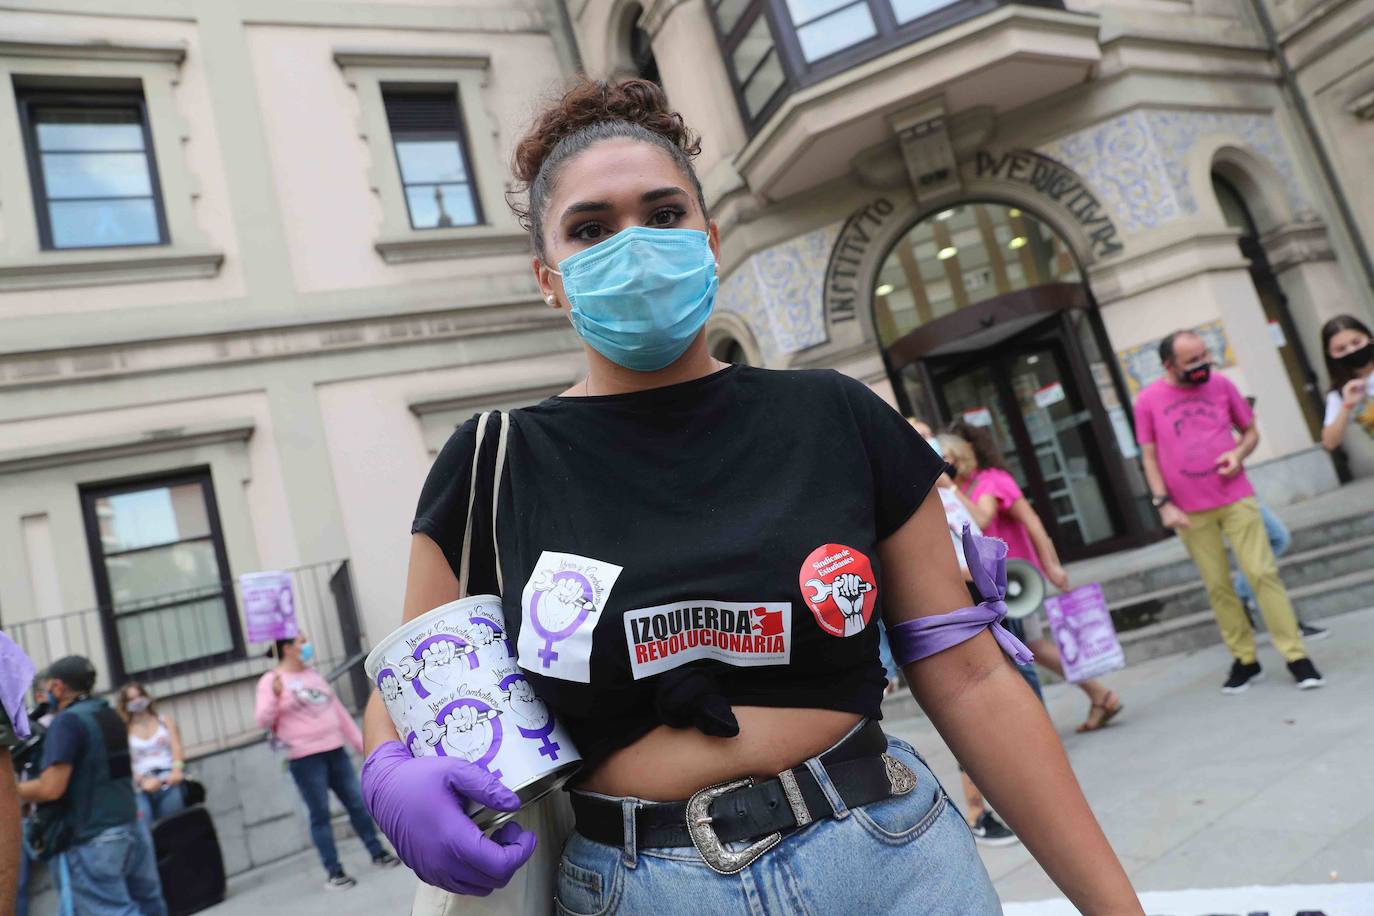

{"left": 571, "top": 0, "right": 1374, "bottom": 560}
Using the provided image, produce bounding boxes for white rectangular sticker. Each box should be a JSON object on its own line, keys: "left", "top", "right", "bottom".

{"left": 623, "top": 601, "right": 791, "bottom": 680}
{"left": 519, "top": 551, "right": 623, "bottom": 683}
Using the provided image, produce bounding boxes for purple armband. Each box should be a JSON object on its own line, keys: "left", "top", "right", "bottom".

{"left": 887, "top": 526, "right": 1034, "bottom": 667}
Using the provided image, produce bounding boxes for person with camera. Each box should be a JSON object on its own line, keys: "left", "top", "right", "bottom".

{"left": 15, "top": 654, "right": 167, "bottom": 915}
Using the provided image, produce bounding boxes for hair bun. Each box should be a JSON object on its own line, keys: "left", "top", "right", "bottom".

{"left": 513, "top": 78, "right": 700, "bottom": 185}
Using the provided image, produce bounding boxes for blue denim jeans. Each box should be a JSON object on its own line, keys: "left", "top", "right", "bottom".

{"left": 135, "top": 777, "right": 186, "bottom": 826}
{"left": 555, "top": 733, "right": 1001, "bottom": 915}
{"left": 54, "top": 823, "right": 167, "bottom": 916}
{"left": 1232, "top": 504, "right": 1292, "bottom": 608}
{"left": 287, "top": 746, "right": 384, "bottom": 875}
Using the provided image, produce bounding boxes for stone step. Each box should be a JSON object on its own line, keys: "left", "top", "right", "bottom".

{"left": 1119, "top": 568, "right": 1374, "bottom": 666}
{"left": 1093, "top": 509, "right": 1374, "bottom": 606}
{"left": 1107, "top": 534, "right": 1374, "bottom": 633}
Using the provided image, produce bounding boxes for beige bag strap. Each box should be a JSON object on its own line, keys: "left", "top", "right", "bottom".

{"left": 457, "top": 411, "right": 508, "bottom": 598}
{"left": 491, "top": 412, "right": 509, "bottom": 595}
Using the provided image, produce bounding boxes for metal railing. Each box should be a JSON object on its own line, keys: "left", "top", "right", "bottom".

{"left": 2, "top": 558, "right": 369, "bottom": 756}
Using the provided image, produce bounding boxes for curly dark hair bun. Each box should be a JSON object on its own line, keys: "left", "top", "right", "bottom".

{"left": 513, "top": 78, "right": 700, "bottom": 185}
{"left": 509, "top": 78, "right": 706, "bottom": 259}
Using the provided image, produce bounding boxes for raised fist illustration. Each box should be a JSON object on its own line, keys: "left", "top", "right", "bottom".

{"left": 378, "top": 672, "right": 403, "bottom": 705}
{"left": 420, "top": 639, "right": 466, "bottom": 689}
{"left": 533, "top": 572, "right": 592, "bottom": 631}
{"left": 830, "top": 572, "right": 871, "bottom": 636}
{"left": 441, "top": 705, "right": 491, "bottom": 762}
{"left": 504, "top": 679, "right": 550, "bottom": 730}
{"left": 466, "top": 619, "right": 499, "bottom": 648}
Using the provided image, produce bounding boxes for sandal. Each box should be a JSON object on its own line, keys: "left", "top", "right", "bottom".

{"left": 1076, "top": 691, "right": 1123, "bottom": 733}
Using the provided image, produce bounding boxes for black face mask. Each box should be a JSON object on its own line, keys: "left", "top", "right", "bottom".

{"left": 1179, "top": 362, "right": 1211, "bottom": 386}
{"left": 1337, "top": 343, "right": 1374, "bottom": 372}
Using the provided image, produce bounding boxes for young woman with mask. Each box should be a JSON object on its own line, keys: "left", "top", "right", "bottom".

{"left": 943, "top": 423, "right": 1124, "bottom": 732}
{"left": 1319, "top": 315, "right": 1374, "bottom": 473}
{"left": 254, "top": 633, "right": 398, "bottom": 891}
{"left": 117, "top": 682, "right": 187, "bottom": 824}
{"left": 359, "top": 79, "right": 1140, "bottom": 914}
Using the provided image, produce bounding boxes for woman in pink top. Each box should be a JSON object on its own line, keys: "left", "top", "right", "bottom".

{"left": 945, "top": 423, "right": 1124, "bottom": 733}
{"left": 254, "top": 633, "right": 398, "bottom": 890}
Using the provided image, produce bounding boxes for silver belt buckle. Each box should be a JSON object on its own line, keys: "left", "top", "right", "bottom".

{"left": 685, "top": 778, "right": 781, "bottom": 875}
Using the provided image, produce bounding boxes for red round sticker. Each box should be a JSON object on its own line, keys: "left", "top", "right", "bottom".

{"left": 799, "top": 544, "right": 877, "bottom": 638}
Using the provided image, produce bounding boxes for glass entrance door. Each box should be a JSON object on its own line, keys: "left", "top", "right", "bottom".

{"left": 933, "top": 323, "right": 1126, "bottom": 558}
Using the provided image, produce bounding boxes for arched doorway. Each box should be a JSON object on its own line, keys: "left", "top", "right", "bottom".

{"left": 1212, "top": 172, "right": 1324, "bottom": 442}
{"left": 874, "top": 202, "right": 1156, "bottom": 559}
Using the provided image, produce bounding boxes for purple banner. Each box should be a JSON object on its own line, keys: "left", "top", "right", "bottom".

{"left": 240, "top": 571, "right": 298, "bottom": 644}
{"left": 1042, "top": 583, "right": 1125, "bottom": 683}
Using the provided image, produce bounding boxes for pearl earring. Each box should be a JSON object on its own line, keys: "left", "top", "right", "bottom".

{"left": 545, "top": 294, "right": 555, "bottom": 305}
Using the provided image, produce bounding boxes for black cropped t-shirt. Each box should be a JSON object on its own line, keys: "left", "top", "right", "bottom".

{"left": 410, "top": 365, "right": 944, "bottom": 775}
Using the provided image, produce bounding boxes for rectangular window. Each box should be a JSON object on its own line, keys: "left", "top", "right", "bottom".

{"left": 785, "top": 0, "right": 878, "bottom": 62}
{"left": 713, "top": 1, "right": 790, "bottom": 120}
{"left": 383, "top": 86, "right": 482, "bottom": 230}
{"left": 82, "top": 470, "right": 241, "bottom": 679}
{"left": 17, "top": 86, "right": 168, "bottom": 250}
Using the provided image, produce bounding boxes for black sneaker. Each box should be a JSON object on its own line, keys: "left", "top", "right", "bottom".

{"left": 372, "top": 851, "right": 400, "bottom": 869}
{"left": 1299, "top": 623, "right": 1330, "bottom": 641}
{"left": 1287, "top": 657, "right": 1325, "bottom": 689}
{"left": 969, "top": 811, "right": 1020, "bottom": 847}
{"left": 324, "top": 870, "right": 356, "bottom": 891}
{"left": 1222, "top": 660, "right": 1263, "bottom": 694}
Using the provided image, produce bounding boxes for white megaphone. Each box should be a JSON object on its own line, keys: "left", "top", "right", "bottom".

{"left": 1003, "top": 559, "right": 1046, "bottom": 619}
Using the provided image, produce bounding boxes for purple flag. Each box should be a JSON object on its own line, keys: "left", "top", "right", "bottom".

{"left": 240, "top": 571, "right": 299, "bottom": 644}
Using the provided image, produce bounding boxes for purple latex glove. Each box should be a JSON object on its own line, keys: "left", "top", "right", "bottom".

{"left": 887, "top": 525, "right": 1034, "bottom": 667}
{"left": 361, "top": 740, "right": 537, "bottom": 896}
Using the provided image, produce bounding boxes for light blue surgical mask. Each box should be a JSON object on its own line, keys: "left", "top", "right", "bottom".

{"left": 549, "top": 227, "right": 718, "bottom": 372}
{"left": 299, "top": 642, "right": 315, "bottom": 664}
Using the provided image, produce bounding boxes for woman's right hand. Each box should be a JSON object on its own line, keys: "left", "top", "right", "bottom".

{"left": 360, "top": 740, "right": 536, "bottom": 896}
{"left": 1342, "top": 378, "right": 1366, "bottom": 409}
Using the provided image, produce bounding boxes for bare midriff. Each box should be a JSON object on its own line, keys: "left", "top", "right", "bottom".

{"left": 577, "top": 706, "right": 863, "bottom": 802}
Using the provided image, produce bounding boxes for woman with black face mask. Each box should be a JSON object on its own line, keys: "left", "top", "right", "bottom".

{"left": 1319, "top": 315, "right": 1374, "bottom": 471}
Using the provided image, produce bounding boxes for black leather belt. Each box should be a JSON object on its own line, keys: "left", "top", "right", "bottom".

{"left": 570, "top": 721, "right": 918, "bottom": 874}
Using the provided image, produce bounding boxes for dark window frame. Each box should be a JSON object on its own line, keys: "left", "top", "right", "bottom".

{"left": 381, "top": 83, "right": 485, "bottom": 231}
{"left": 15, "top": 85, "right": 170, "bottom": 251}
{"left": 709, "top": 0, "right": 1060, "bottom": 133}
{"left": 80, "top": 467, "right": 245, "bottom": 683}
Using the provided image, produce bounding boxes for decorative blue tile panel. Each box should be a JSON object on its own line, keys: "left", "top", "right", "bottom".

{"left": 1143, "top": 110, "right": 1309, "bottom": 217}
{"left": 1037, "top": 111, "right": 1182, "bottom": 234}
{"left": 1036, "top": 110, "right": 1310, "bottom": 236}
{"left": 717, "top": 224, "right": 840, "bottom": 360}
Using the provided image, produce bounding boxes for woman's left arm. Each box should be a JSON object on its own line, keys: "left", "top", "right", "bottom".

{"left": 1010, "top": 497, "right": 1069, "bottom": 590}
{"left": 165, "top": 714, "right": 186, "bottom": 785}
{"left": 881, "top": 493, "right": 1140, "bottom": 915}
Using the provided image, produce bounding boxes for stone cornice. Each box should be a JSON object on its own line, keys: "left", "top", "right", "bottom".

{"left": 1260, "top": 219, "right": 1336, "bottom": 272}
{"left": 0, "top": 36, "right": 187, "bottom": 64}
{"left": 0, "top": 419, "right": 254, "bottom": 475}
{"left": 0, "top": 302, "right": 567, "bottom": 392}
{"left": 332, "top": 47, "right": 491, "bottom": 70}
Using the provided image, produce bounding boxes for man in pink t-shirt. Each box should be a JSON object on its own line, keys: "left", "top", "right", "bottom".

{"left": 1134, "top": 330, "right": 1322, "bottom": 694}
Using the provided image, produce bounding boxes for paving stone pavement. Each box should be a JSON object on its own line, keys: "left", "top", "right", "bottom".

{"left": 205, "top": 607, "right": 1374, "bottom": 914}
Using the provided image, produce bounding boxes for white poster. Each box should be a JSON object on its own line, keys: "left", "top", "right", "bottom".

{"left": 1033, "top": 382, "right": 1066, "bottom": 409}
{"left": 962, "top": 407, "right": 994, "bottom": 427}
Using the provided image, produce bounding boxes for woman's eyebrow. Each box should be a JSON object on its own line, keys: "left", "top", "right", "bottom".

{"left": 642, "top": 186, "right": 687, "bottom": 202}
{"left": 562, "top": 200, "right": 611, "bottom": 219}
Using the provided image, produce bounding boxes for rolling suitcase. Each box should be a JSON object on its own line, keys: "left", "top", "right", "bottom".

{"left": 152, "top": 806, "right": 226, "bottom": 916}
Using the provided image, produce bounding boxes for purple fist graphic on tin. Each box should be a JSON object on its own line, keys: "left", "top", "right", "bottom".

{"left": 504, "top": 679, "right": 551, "bottom": 731}
{"left": 377, "top": 669, "right": 403, "bottom": 705}
{"left": 443, "top": 706, "right": 492, "bottom": 762}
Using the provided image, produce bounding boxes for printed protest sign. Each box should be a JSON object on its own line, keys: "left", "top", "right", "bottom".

{"left": 240, "top": 571, "right": 298, "bottom": 644}
{"left": 1041, "top": 582, "right": 1124, "bottom": 682}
